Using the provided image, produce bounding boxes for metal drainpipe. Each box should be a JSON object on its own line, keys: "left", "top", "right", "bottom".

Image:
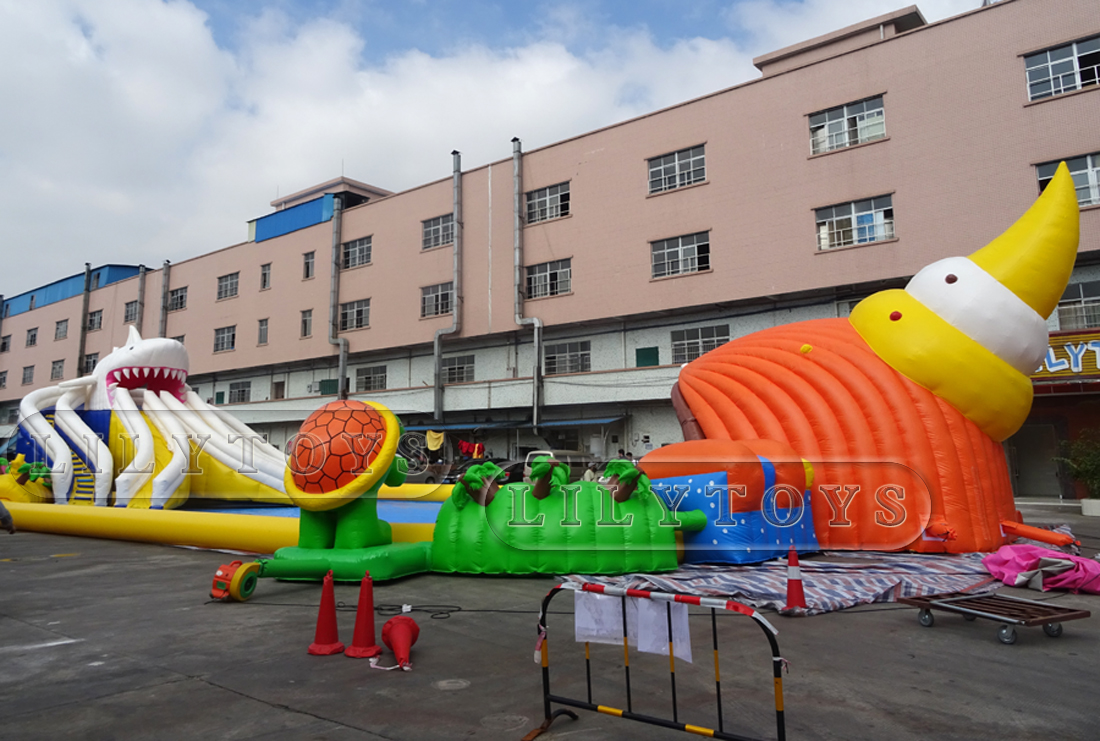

{"left": 158, "top": 260, "right": 171, "bottom": 338}
{"left": 433, "top": 151, "right": 463, "bottom": 421}
{"left": 76, "top": 263, "right": 92, "bottom": 376}
{"left": 135, "top": 265, "right": 147, "bottom": 335}
{"left": 512, "top": 137, "right": 543, "bottom": 427}
{"left": 328, "top": 195, "right": 349, "bottom": 400}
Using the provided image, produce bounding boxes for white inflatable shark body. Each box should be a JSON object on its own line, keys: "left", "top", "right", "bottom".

{"left": 12, "top": 327, "right": 287, "bottom": 509}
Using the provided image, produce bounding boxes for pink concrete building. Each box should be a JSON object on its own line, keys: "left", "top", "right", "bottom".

{"left": 2, "top": 0, "right": 1098, "bottom": 495}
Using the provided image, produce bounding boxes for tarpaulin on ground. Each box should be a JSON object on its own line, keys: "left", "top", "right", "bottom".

{"left": 565, "top": 552, "right": 997, "bottom": 616}
{"left": 982, "top": 545, "right": 1100, "bottom": 594}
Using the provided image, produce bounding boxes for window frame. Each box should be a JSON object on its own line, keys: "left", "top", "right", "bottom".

{"left": 651, "top": 231, "right": 711, "bottom": 279}
{"left": 441, "top": 354, "right": 475, "bottom": 384}
{"left": 816, "top": 195, "right": 895, "bottom": 251}
{"left": 339, "top": 298, "right": 370, "bottom": 331}
{"left": 50, "top": 359, "right": 65, "bottom": 381}
{"left": 303, "top": 251, "right": 315, "bottom": 280}
{"left": 167, "top": 286, "right": 187, "bottom": 312}
{"left": 356, "top": 365, "right": 387, "bottom": 393}
{"left": 526, "top": 259, "right": 572, "bottom": 299}
{"left": 214, "top": 325, "right": 236, "bottom": 353}
{"left": 0, "top": 370, "right": 6, "bottom": 389}
{"left": 809, "top": 96, "right": 886, "bottom": 155}
{"left": 26, "top": 327, "right": 38, "bottom": 347}
{"left": 87, "top": 310, "right": 103, "bottom": 331}
{"left": 421, "top": 282, "right": 454, "bottom": 318}
{"left": 648, "top": 145, "right": 706, "bottom": 195}
{"left": 257, "top": 317, "right": 269, "bottom": 346}
{"left": 342, "top": 236, "right": 372, "bottom": 269}
{"left": 422, "top": 214, "right": 455, "bottom": 250}
{"left": 83, "top": 353, "right": 98, "bottom": 374}
{"left": 671, "top": 324, "right": 730, "bottom": 364}
{"left": 22, "top": 365, "right": 34, "bottom": 385}
{"left": 301, "top": 309, "right": 313, "bottom": 338}
{"left": 544, "top": 340, "right": 592, "bottom": 376}
{"left": 124, "top": 300, "right": 138, "bottom": 324}
{"left": 0, "top": 334, "right": 9, "bottom": 352}
{"left": 1037, "top": 153, "right": 1100, "bottom": 207}
{"left": 260, "top": 262, "right": 272, "bottom": 290}
{"left": 525, "top": 182, "right": 570, "bottom": 224}
{"left": 216, "top": 272, "right": 240, "bottom": 300}
{"left": 228, "top": 380, "right": 251, "bottom": 404}
{"left": 55, "top": 319, "right": 68, "bottom": 341}
{"left": 1025, "top": 35, "right": 1100, "bottom": 101}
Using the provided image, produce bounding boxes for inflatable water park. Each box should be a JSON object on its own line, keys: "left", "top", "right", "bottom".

{"left": 0, "top": 163, "right": 1084, "bottom": 600}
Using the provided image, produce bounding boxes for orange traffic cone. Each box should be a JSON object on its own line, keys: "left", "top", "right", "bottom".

{"left": 308, "top": 570, "right": 345, "bottom": 655}
{"left": 381, "top": 615, "right": 420, "bottom": 670}
{"left": 346, "top": 572, "right": 382, "bottom": 659}
{"left": 782, "top": 546, "right": 808, "bottom": 614}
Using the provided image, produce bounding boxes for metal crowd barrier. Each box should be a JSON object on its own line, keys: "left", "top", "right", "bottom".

{"left": 524, "top": 581, "right": 786, "bottom": 741}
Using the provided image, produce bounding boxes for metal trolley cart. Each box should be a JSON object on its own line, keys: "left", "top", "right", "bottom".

{"left": 899, "top": 592, "right": 1091, "bottom": 645}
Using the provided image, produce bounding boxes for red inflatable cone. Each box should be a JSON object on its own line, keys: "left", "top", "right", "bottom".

{"left": 381, "top": 615, "right": 420, "bottom": 670}
{"left": 346, "top": 572, "right": 382, "bottom": 659}
{"left": 782, "top": 546, "right": 808, "bottom": 614}
{"left": 308, "top": 570, "right": 345, "bottom": 655}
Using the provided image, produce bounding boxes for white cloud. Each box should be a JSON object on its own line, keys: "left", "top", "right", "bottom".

{"left": 0, "top": 0, "right": 979, "bottom": 297}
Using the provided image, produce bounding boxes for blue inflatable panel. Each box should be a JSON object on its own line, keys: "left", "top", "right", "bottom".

{"left": 652, "top": 468, "right": 820, "bottom": 565}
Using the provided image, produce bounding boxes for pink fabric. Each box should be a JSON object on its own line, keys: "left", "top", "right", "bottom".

{"left": 983, "top": 545, "right": 1100, "bottom": 595}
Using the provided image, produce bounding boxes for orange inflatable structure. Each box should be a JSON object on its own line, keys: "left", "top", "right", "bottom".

{"left": 655, "top": 163, "right": 1081, "bottom": 555}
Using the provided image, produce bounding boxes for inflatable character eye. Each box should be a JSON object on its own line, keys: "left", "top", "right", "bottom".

{"left": 945, "top": 274, "right": 958, "bottom": 284}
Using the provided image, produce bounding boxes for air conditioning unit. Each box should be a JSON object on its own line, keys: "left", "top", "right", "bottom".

{"left": 305, "top": 382, "right": 321, "bottom": 394}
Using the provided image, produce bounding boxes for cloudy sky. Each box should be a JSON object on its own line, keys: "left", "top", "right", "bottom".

{"left": 0, "top": 0, "right": 981, "bottom": 298}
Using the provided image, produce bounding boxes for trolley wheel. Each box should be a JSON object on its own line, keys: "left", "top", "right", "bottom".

{"left": 228, "top": 562, "right": 262, "bottom": 602}
{"left": 997, "top": 625, "right": 1017, "bottom": 645}
{"left": 918, "top": 609, "right": 934, "bottom": 628}
{"left": 963, "top": 614, "right": 977, "bottom": 622}
{"left": 1043, "top": 622, "right": 1063, "bottom": 638}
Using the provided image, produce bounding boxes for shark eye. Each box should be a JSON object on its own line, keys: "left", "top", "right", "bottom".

{"left": 945, "top": 274, "right": 958, "bottom": 284}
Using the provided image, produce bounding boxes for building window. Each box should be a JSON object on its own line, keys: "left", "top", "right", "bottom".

{"left": 1055, "top": 281, "right": 1100, "bottom": 331}
{"left": 0, "top": 371, "right": 6, "bottom": 389}
{"left": 422, "top": 214, "right": 454, "bottom": 250}
{"left": 217, "top": 272, "right": 239, "bottom": 300}
{"left": 648, "top": 145, "right": 705, "bottom": 194}
{"left": 526, "top": 259, "right": 571, "bottom": 299}
{"left": 168, "top": 286, "right": 187, "bottom": 312}
{"left": 651, "top": 231, "right": 710, "bottom": 278}
{"left": 83, "top": 353, "right": 98, "bottom": 374}
{"left": 51, "top": 359, "right": 64, "bottom": 381}
{"left": 258, "top": 318, "right": 269, "bottom": 345}
{"left": 356, "top": 365, "right": 387, "bottom": 392}
{"left": 0, "top": 334, "right": 9, "bottom": 352}
{"left": 1025, "top": 35, "right": 1100, "bottom": 101}
{"left": 303, "top": 251, "right": 315, "bottom": 279}
{"left": 214, "top": 325, "right": 236, "bottom": 353}
{"left": 1038, "top": 154, "right": 1100, "bottom": 207}
{"left": 441, "top": 354, "right": 475, "bottom": 384}
{"left": 228, "top": 381, "right": 251, "bottom": 404}
{"left": 260, "top": 263, "right": 271, "bottom": 290}
{"left": 340, "top": 298, "right": 370, "bottom": 331}
{"left": 26, "top": 328, "right": 37, "bottom": 347}
{"left": 526, "top": 182, "right": 570, "bottom": 224}
{"left": 29, "top": 295, "right": 35, "bottom": 310}
{"left": 421, "top": 282, "right": 454, "bottom": 317}
{"left": 55, "top": 319, "right": 68, "bottom": 340}
{"left": 272, "top": 380, "right": 286, "bottom": 400}
{"left": 816, "top": 196, "right": 894, "bottom": 250}
{"left": 672, "top": 325, "right": 730, "bottom": 364}
{"left": 301, "top": 309, "right": 313, "bottom": 338}
{"left": 342, "top": 236, "right": 372, "bottom": 269}
{"left": 171, "top": 335, "right": 185, "bottom": 344}
{"left": 809, "top": 96, "right": 885, "bottom": 155}
{"left": 87, "top": 310, "right": 103, "bottom": 331}
{"left": 636, "top": 346, "right": 660, "bottom": 367}
{"left": 22, "top": 366, "right": 34, "bottom": 385}
{"left": 124, "top": 300, "right": 139, "bottom": 324}
{"left": 544, "top": 341, "right": 591, "bottom": 375}
{"left": 91, "top": 273, "right": 100, "bottom": 290}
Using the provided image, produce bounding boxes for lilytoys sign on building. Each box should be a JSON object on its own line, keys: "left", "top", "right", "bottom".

{"left": 1032, "top": 329, "right": 1100, "bottom": 380}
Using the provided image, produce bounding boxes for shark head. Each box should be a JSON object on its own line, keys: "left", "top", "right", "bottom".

{"left": 89, "top": 325, "right": 190, "bottom": 410}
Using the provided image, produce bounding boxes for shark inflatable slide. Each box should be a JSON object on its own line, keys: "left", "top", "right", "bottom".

{"left": 0, "top": 164, "right": 1081, "bottom": 586}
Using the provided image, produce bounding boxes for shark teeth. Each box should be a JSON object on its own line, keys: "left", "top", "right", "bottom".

{"left": 121, "top": 368, "right": 131, "bottom": 380}
{"left": 152, "top": 368, "right": 161, "bottom": 379}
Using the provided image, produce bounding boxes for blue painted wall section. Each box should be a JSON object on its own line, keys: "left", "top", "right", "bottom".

{"left": 2, "top": 265, "right": 141, "bottom": 318}
{"left": 254, "top": 194, "right": 334, "bottom": 242}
